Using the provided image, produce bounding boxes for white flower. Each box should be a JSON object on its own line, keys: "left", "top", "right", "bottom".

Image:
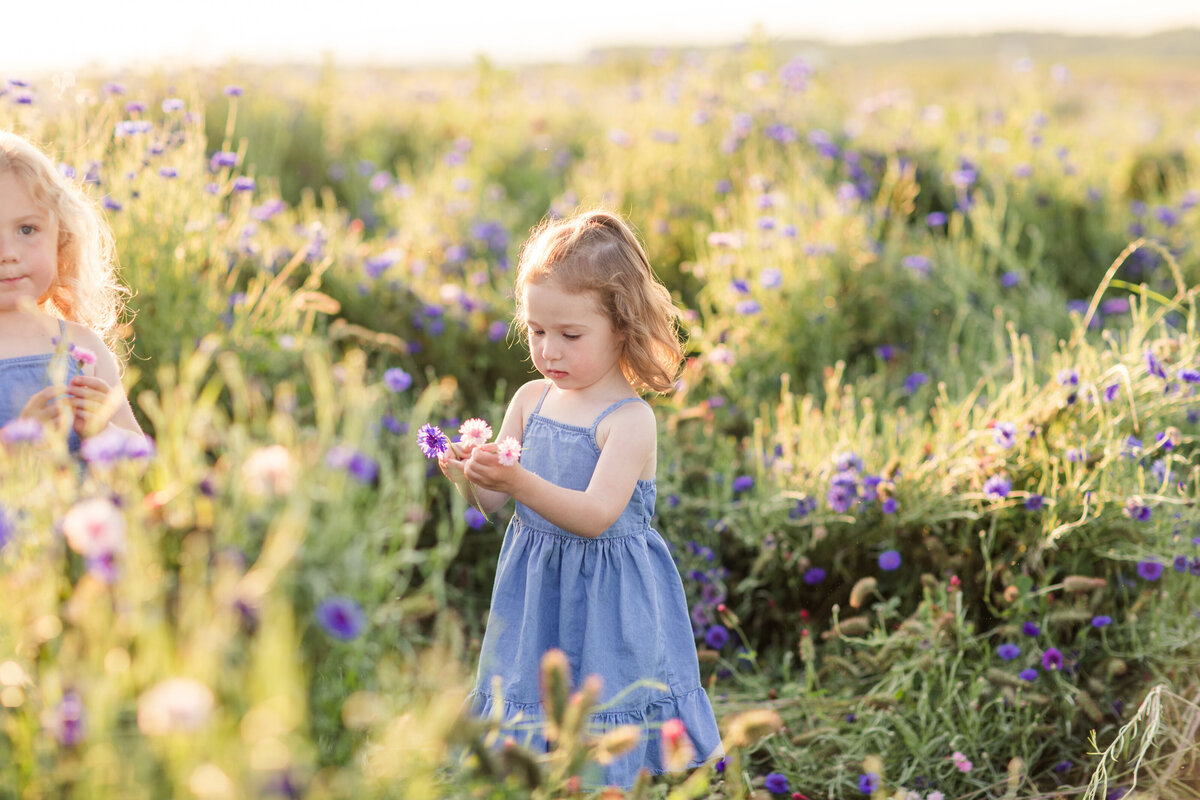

{"left": 61, "top": 497, "right": 125, "bottom": 558}
{"left": 458, "top": 418, "right": 493, "bottom": 447}
{"left": 137, "top": 677, "right": 215, "bottom": 735}
{"left": 241, "top": 445, "right": 294, "bottom": 497}
{"left": 496, "top": 437, "right": 522, "bottom": 466}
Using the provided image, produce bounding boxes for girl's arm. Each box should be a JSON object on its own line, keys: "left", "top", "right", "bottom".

{"left": 465, "top": 401, "right": 656, "bottom": 538}
{"left": 438, "top": 380, "right": 540, "bottom": 515}
{"left": 66, "top": 327, "right": 144, "bottom": 437}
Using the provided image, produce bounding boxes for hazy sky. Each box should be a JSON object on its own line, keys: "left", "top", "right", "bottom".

{"left": 9, "top": 0, "right": 1200, "bottom": 74}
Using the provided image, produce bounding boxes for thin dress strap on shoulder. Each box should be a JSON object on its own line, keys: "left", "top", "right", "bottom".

{"left": 591, "top": 396, "right": 648, "bottom": 432}
{"left": 57, "top": 319, "right": 67, "bottom": 337}
{"left": 531, "top": 381, "right": 552, "bottom": 414}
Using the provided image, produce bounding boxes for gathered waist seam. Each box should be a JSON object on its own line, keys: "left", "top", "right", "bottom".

{"left": 512, "top": 515, "right": 648, "bottom": 541}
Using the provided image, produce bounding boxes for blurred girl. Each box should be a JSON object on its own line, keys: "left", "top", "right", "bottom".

{"left": 439, "top": 210, "right": 722, "bottom": 786}
{"left": 0, "top": 131, "right": 142, "bottom": 450}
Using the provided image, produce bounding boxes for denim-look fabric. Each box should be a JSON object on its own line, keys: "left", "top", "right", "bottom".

{"left": 0, "top": 320, "right": 81, "bottom": 452}
{"left": 469, "top": 384, "right": 723, "bottom": 787}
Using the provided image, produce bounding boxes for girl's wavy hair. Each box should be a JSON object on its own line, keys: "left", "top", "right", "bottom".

{"left": 514, "top": 210, "right": 684, "bottom": 393}
{"left": 0, "top": 131, "right": 128, "bottom": 353}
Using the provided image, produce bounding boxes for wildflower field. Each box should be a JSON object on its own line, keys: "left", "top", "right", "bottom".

{"left": 3, "top": 37, "right": 1200, "bottom": 799}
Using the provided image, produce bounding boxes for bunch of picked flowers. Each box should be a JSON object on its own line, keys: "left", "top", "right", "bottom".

{"left": 416, "top": 418, "right": 522, "bottom": 519}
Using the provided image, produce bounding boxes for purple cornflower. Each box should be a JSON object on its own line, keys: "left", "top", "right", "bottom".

{"left": 1, "top": 418, "right": 42, "bottom": 444}
{"left": 383, "top": 368, "right": 412, "bottom": 392}
{"left": 1103, "top": 383, "right": 1120, "bottom": 402}
{"left": 705, "top": 624, "right": 729, "bottom": 649}
{"left": 875, "top": 344, "right": 895, "bottom": 361}
{"left": 881, "top": 497, "right": 899, "bottom": 514}
{"left": 315, "top": 597, "right": 366, "bottom": 640}
{"left": 926, "top": 211, "right": 947, "bottom": 226}
{"left": 53, "top": 690, "right": 86, "bottom": 746}
{"left": 1092, "top": 615, "right": 1112, "bottom": 628}
{"left": 1057, "top": 368, "right": 1079, "bottom": 387}
{"left": 1023, "top": 621, "right": 1041, "bottom": 637}
{"left": 1042, "top": 647, "right": 1064, "bottom": 671}
{"left": 732, "top": 475, "right": 755, "bottom": 493}
{"left": 346, "top": 452, "right": 378, "bottom": 484}
{"left": 764, "top": 772, "right": 789, "bottom": 795}
{"left": 983, "top": 473, "right": 1012, "bottom": 499}
{"left": 416, "top": 424, "right": 449, "bottom": 458}
{"left": 1123, "top": 497, "right": 1152, "bottom": 522}
{"left": 803, "top": 567, "right": 826, "bottom": 585}
{"left": 1145, "top": 348, "right": 1167, "bottom": 379}
{"left": 232, "top": 176, "right": 256, "bottom": 193}
{"left": 997, "top": 643, "right": 1021, "bottom": 661}
{"left": 464, "top": 507, "right": 487, "bottom": 531}
{"left": 0, "top": 504, "right": 12, "bottom": 551}
{"left": 1137, "top": 560, "right": 1163, "bottom": 581}
{"left": 902, "top": 254, "right": 932, "bottom": 275}
{"left": 210, "top": 151, "right": 238, "bottom": 170}
{"left": 903, "top": 372, "right": 929, "bottom": 394}
{"left": 858, "top": 772, "right": 880, "bottom": 794}
{"left": 993, "top": 422, "right": 1017, "bottom": 449}
{"left": 1025, "top": 494, "right": 1045, "bottom": 511}
{"left": 161, "top": 98, "right": 185, "bottom": 112}
{"left": 878, "top": 550, "right": 902, "bottom": 571}
{"left": 1178, "top": 367, "right": 1200, "bottom": 384}
{"left": 1001, "top": 270, "right": 1020, "bottom": 288}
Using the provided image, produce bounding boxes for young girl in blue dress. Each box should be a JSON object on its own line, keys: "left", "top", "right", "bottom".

{"left": 439, "top": 209, "right": 722, "bottom": 787}
{"left": 0, "top": 132, "right": 142, "bottom": 449}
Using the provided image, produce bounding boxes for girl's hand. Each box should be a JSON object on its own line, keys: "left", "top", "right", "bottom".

{"left": 437, "top": 447, "right": 472, "bottom": 483}
{"left": 19, "top": 385, "right": 72, "bottom": 433}
{"left": 464, "top": 443, "right": 522, "bottom": 494}
{"left": 67, "top": 375, "right": 119, "bottom": 436}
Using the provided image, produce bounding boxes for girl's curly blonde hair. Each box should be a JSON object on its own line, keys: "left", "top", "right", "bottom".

{"left": 514, "top": 210, "right": 684, "bottom": 393}
{"left": 0, "top": 131, "right": 128, "bottom": 352}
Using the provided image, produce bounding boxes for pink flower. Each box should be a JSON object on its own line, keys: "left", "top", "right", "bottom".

{"left": 136, "top": 677, "right": 214, "bottom": 735}
{"left": 951, "top": 751, "right": 973, "bottom": 773}
{"left": 660, "top": 717, "right": 695, "bottom": 771}
{"left": 69, "top": 344, "right": 97, "bottom": 366}
{"left": 458, "top": 418, "right": 493, "bottom": 447}
{"left": 496, "top": 437, "right": 521, "bottom": 466}
{"left": 61, "top": 497, "right": 125, "bottom": 558}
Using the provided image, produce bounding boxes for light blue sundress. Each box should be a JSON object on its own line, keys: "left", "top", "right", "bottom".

{"left": 0, "top": 320, "right": 82, "bottom": 452}
{"left": 469, "top": 383, "right": 723, "bottom": 787}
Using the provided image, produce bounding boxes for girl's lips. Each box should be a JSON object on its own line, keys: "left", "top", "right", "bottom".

{"left": 546, "top": 369, "right": 568, "bottom": 378}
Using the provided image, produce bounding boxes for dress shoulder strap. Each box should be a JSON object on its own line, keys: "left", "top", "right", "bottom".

{"left": 531, "top": 381, "right": 552, "bottom": 414}
{"left": 57, "top": 319, "right": 68, "bottom": 337}
{"left": 591, "top": 396, "right": 649, "bottom": 431}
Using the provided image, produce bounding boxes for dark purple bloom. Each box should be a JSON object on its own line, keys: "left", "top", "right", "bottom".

{"left": 983, "top": 473, "right": 1012, "bottom": 499}
{"left": 1178, "top": 367, "right": 1200, "bottom": 384}
{"left": 875, "top": 344, "right": 895, "bottom": 361}
{"left": 1057, "top": 368, "right": 1079, "bottom": 387}
{"left": 1091, "top": 615, "right": 1112, "bottom": 628}
{"left": 878, "top": 550, "right": 901, "bottom": 571}
{"left": 704, "top": 624, "right": 729, "bottom": 649}
{"left": 732, "top": 475, "right": 754, "bottom": 493}
{"left": 464, "top": 507, "right": 487, "bottom": 531}
{"left": 997, "top": 643, "right": 1021, "bottom": 661}
{"left": 1, "top": 418, "right": 43, "bottom": 444}
{"left": 210, "top": 151, "right": 238, "bottom": 170}
{"left": 346, "top": 452, "right": 378, "bottom": 484}
{"left": 926, "top": 211, "right": 947, "bottom": 226}
{"left": 383, "top": 368, "right": 412, "bottom": 392}
{"left": 1124, "top": 498, "right": 1152, "bottom": 522}
{"left": 1137, "top": 560, "right": 1163, "bottom": 581}
{"left": 858, "top": 772, "right": 880, "bottom": 794}
{"left": 993, "top": 422, "right": 1017, "bottom": 449}
{"left": 232, "top": 176, "right": 256, "bottom": 193}
{"left": 790, "top": 497, "right": 816, "bottom": 519}
{"left": 1001, "top": 270, "right": 1020, "bottom": 288}
{"left": 315, "top": 596, "right": 366, "bottom": 640}
{"left": 54, "top": 690, "right": 86, "bottom": 746}
{"left": 0, "top": 504, "right": 13, "bottom": 551}
{"left": 764, "top": 772, "right": 789, "bottom": 795}
{"left": 416, "top": 424, "right": 449, "bottom": 458}
{"left": 827, "top": 482, "right": 856, "bottom": 514}
{"left": 1054, "top": 760, "right": 1072, "bottom": 774}
{"left": 1019, "top": 668, "right": 1038, "bottom": 681}
{"left": 1023, "top": 621, "right": 1041, "bottom": 637}
{"left": 881, "top": 497, "right": 898, "bottom": 514}
{"left": 161, "top": 98, "right": 185, "bottom": 112}
{"left": 1025, "top": 494, "right": 1045, "bottom": 511}
{"left": 803, "top": 567, "right": 826, "bottom": 585}
{"left": 1103, "top": 383, "right": 1120, "bottom": 402}
{"left": 1042, "top": 647, "right": 1064, "bottom": 671}
{"left": 1145, "top": 348, "right": 1167, "bottom": 379}
{"left": 903, "top": 372, "right": 929, "bottom": 394}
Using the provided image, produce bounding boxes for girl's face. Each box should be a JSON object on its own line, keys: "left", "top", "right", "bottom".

{"left": 523, "top": 280, "right": 625, "bottom": 393}
{"left": 0, "top": 171, "right": 58, "bottom": 313}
